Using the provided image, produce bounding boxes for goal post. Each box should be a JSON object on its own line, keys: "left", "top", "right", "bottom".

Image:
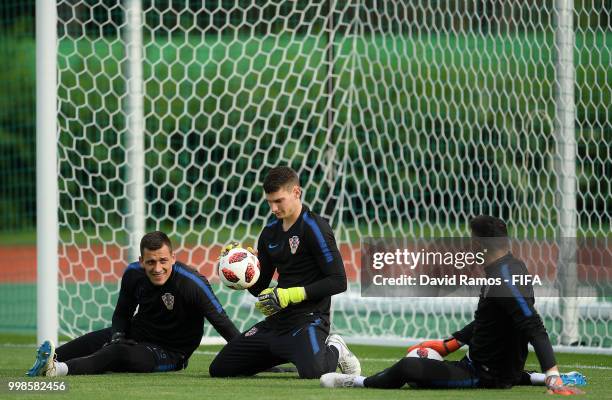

{"left": 36, "top": 0, "right": 58, "bottom": 345}
{"left": 555, "top": 0, "right": 578, "bottom": 346}
{"left": 30, "top": 0, "right": 610, "bottom": 351}
{"left": 124, "top": 0, "right": 146, "bottom": 263}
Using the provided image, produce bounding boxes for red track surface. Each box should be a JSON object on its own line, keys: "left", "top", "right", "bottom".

{"left": 0, "top": 244, "right": 361, "bottom": 283}
{"left": 0, "top": 242, "right": 609, "bottom": 284}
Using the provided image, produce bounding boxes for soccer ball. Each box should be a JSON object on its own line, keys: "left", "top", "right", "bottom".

{"left": 217, "top": 247, "right": 260, "bottom": 290}
{"left": 406, "top": 347, "right": 444, "bottom": 361}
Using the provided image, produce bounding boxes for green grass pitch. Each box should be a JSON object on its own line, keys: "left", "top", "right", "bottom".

{"left": 1, "top": 334, "right": 610, "bottom": 399}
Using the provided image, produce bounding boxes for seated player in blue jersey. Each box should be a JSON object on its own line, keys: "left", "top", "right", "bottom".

{"left": 320, "top": 216, "right": 584, "bottom": 395}
{"left": 209, "top": 166, "right": 360, "bottom": 379}
{"left": 26, "top": 231, "right": 240, "bottom": 376}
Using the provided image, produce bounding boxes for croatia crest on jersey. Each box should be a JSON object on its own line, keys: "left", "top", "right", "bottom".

{"left": 289, "top": 236, "right": 300, "bottom": 254}
{"left": 162, "top": 293, "right": 175, "bottom": 310}
{"left": 245, "top": 326, "right": 258, "bottom": 337}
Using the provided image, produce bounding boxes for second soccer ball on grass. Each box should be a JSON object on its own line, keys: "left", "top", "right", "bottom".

{"left": 406, "top": 347, "right": 444, "bottom": 361}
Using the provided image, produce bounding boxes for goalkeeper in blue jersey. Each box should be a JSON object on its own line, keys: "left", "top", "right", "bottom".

{"left": 320, "top": 216, "right": 584, "bottom": 395}
{"left": 209, "top": 166, "right": 360, "bottom": 379}
{"left": 26, "top": 231, "right": 239, "bottom": 377}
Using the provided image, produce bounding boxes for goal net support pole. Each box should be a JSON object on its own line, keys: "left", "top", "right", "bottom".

{"left": 124, "top": 0, "right": 146, "bottom": 262}
{"left": 554, "top": 0, "right": 579, "bottom": 346}
{"left": 36, "top": 0, "right": 59, "bottom": 346}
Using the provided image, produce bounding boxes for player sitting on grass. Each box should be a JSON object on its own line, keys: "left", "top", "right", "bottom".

{"left": 27, "top": 231, "right": 239, "bottom": 376}
{"left": 209, "top": 166, "right": 360, "bottom": 379}
{"left": 320, "top": 216, "right": 584, "bottom": 395}
{"left": 405, "top": 337, "right": 586, "bottom": 388}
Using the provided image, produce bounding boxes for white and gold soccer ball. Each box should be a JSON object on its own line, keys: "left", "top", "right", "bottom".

{"left": 406, "top": 347, "right": 444, "bottom": 361}
{"left": 217, "top": 247, "right": 260, "bottom": 290}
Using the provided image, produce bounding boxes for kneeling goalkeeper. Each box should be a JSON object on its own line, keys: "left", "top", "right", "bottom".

{"left": 209, "top": 166, "right": 360, "bottom": 379}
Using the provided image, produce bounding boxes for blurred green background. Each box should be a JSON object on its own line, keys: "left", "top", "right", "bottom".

{"left": 1, "top": 1, "right": 610, "bottom": 241}
{"left": 0, "top": 1, "right": 609, "bottom": 341}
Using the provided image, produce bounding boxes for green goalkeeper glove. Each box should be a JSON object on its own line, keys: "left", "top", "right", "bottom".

{"left": 219, "top": 242, "right": 257, "bottom": 259}
{"left": 255, "top": 287, "right": 306, "bottom": 316}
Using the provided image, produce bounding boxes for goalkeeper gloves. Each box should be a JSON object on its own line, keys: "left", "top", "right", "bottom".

{"left": 545, "top": 374, "right": 585, "bottom": 395}
{"left": 104, "top": 332, "right": 137, "bottom": 347}
{"left": 406, "top": 337, "right": 462, "bottom": 357}
{"left": 219, "top": 242, "right": 257, "bottom": 259}
{"left": 255, "top": 287, "right": 306, "bottom": 316}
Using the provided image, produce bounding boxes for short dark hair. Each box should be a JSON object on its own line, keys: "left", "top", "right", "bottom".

{"left": 469, "top": 215, "right": 509, "bottom": 251}
{"left": 140, "top": 231, "right": 173, "bottom": 256}
{"left": 469, "top": 215, "right": 508, "bottom": 238}
{"left": 263, "top": 166, "right": 300, "bottom": 194}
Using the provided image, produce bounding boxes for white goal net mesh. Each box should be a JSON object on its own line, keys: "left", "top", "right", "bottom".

{"left": 55, "top": 1, "right": 610, "bottom": 349}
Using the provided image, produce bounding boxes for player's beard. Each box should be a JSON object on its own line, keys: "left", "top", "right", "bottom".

{"left": 148, "top": 268, "right": 170, "bottom": 285}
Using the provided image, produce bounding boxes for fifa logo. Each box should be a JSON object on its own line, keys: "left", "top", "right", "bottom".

{"left": 162, "top": 293, "right": 175, "bottom": 310}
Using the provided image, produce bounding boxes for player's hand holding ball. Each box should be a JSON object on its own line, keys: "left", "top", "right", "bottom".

{"left": 256, "top": 287, "right": 306, "bottom": 316}
{"left": 405, "top": 346, "right": 444, "bottom": 361}
{"left": 219, "top": 241, "right": 257, "bottom": 258}
{"left": 217, "top": 243, "right": 260, "bottom": 290}
{"left": 406, "top": 337, "right": 462, "bottom": 357}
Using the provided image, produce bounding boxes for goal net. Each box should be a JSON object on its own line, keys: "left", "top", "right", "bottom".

{"left": 50, "top": 1, "right": 610, "bottom": 349}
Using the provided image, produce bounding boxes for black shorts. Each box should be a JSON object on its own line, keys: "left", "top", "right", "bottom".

{"left": 56, "top": 327, "right": 187, "bottom": 375}
{"left": 209, "top": 316, "right": 339, "bottom": 379}
{"left": 364, "top": 355, "right": 512, "bottom": 389}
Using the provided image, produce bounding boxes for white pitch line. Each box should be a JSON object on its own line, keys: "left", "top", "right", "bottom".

{"left": 525, "top": 363, "right": 612, "bottom": 371}
{"left": 193, "top": 350, "right": 220, "bottom": 356}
